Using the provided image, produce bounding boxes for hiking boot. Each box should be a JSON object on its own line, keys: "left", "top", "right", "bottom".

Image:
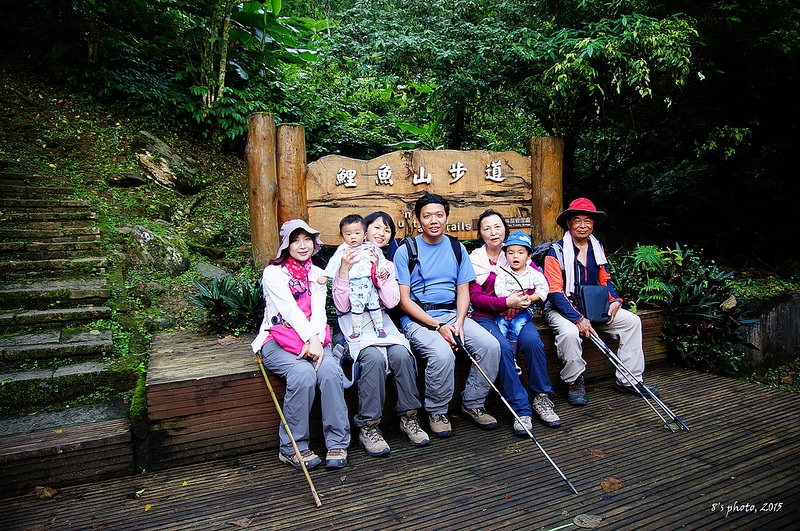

{"left": 325, "top": 448, "right": 348, "bottom": 469}
{"left": 460, "top": 405, "right": 498, "bottom": 430}
{"left": 278, "top": 449, "right": 321, "bottom": 470}
{"left": 359, "top": 421, "right": 391, "bottom": 457}
{"left": 532, "top": 393, "right": 562, "bottom": 427}
{"left": 513, "top": 415, "right": 533, "bottom": 436}
{"left": 614, "top": 381, "right": 660, "bottom": 398}
{"left": 428, "top": 413, "right": 452, "bottom": 438}
{"left": 400, "top": 410, "right": 430, "bottom": 447}
{"left": 568, "top": 375, "right": 588, "bottom": 406}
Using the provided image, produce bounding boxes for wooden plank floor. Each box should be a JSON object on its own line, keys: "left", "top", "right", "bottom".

{"left": 1, "top": 366, "right": 798, "bottom": 530}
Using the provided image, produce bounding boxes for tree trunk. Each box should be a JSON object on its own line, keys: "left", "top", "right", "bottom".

{"left": 215, "top": 1, "right": 235, "bottom": 103}
{"left": 87, "top": 6, "right": 101, "bottom": 63}
{"left": 276, "top": 124, "right": 308, "bottom": 227}
{"left": 528, "top": 137, "right": 564, "bottom": 244}
{"left": 246, "top": 113, "right": 279, "bottom": 268}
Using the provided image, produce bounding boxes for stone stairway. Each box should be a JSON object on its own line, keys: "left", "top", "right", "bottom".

{"left": 0, "top": 173, "right": 135, "bottom": 497}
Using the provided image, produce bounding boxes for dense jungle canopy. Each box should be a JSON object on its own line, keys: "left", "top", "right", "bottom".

{"left": 2, "top": 0, "right": 798, "bottom": 269}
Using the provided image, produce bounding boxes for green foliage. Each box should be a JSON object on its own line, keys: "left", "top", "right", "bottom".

{"left": 612, "top": 244, "right": 757, "bottom": 374}
{"left": 729, "top": 273, "right": 800, "bottom": 304}
{"left": 739, "top": 357, "right": 800, "bottom": 394}
{"left": 190, "top": 274, "right": 265, "bottom": 334}
{"left": 129, "top": 375, "right": 148, "bottom": 421}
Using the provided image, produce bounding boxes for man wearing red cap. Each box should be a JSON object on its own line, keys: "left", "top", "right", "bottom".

{"left": 542, "top": 198, "right": 659, "bottom": 406}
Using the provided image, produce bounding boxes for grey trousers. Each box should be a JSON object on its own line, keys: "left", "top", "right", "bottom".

{"left": 544, "top": 307, "right": 646, "bottom": 385}
{"left": 403, "top": 312, "right": 500, "bottom": 413}
{"left": 260, "top": 340, "right": 351, "bottom": 456}
{"left": 353, "top": 344, "right": 422, "bottom": 428}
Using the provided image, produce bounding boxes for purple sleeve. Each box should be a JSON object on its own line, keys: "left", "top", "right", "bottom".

{"left": 469, "top": 272, "right": 508, "bottom": 319}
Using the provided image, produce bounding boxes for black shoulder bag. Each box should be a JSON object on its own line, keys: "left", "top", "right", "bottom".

{"left": 573, "top": 258, "right": 610, "bottom": 324}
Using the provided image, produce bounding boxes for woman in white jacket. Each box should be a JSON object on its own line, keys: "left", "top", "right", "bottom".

{"left": 251, "top": 219, "right": 350, "bottom": 470}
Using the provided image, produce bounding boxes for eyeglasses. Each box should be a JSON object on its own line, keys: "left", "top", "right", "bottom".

{"left": 569, "top": 217, "right": 594, "bottom": 226}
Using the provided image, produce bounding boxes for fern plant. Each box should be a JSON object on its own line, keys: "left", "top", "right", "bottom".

{"left": 190, "top": 275, "right": 264, "bottom": 334}
{"left": 221, "top": 276, "right": 265, "bottom": 333}
{"left": 611, "top": 244, "right": 757, "bottom": 374}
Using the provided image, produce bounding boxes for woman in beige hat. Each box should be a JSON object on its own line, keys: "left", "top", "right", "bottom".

{"left": 251, "top": 219, "right": 350, "bottom": 470}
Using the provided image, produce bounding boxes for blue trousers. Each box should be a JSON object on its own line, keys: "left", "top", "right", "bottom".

{"left": 474, "top": 317, "right": 554, "bottom": 416}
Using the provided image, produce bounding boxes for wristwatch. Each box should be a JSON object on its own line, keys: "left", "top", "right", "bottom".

{"left": 430, "top": 322, "right": 444, "bottom": 331}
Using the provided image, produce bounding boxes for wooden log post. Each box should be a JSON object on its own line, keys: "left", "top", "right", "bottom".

{"left": 528, "top": 137, "right": 564, "bottom": 244}
{"left": 245, "top": 113, "right": 279, "bottom": 268}
{"left": 276, "top": 124, "right": 308, "bottom": 227}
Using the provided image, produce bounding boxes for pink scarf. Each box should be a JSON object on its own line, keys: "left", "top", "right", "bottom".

{"left": 285, "top": 257, "right": 312, "bottom": 318}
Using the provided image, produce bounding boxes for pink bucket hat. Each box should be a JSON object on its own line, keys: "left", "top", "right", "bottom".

{"left": 276, "top": 219, "right": 324, "bottom": 259}
{"left": 556, "top": 198, "right": 608, "bottom": 229}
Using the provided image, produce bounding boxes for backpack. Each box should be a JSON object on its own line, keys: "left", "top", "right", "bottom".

{"left": 531, "top": 240, "right": 563, "bottom": 270}
{"left": 396, "top": 234, "right": 464, "bottom": 275}
{"left": 387, "top": 234, "right": 465, "bottom": 326}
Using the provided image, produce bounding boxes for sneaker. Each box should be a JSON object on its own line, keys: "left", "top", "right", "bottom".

{"left": 428, "top": 413, "right": 452, "bottom": 438}
{"left": 325, "top": 448, "right": 348, "bottom": 469}
{"left": 359, "top": 421, "right": 390, "bottom": 457}
{"left": 460, "top": 405, "right": 498, "bottom": 430}
{"left": 376, "top": 329, "right": 387, "bottom": 339}
{"left": 400, "top": 410, "right": 430, "bottom": 447}
{"left": 568, "top": 375, "right": 588, "bottom": 406}
{"left": 532, "top": 393, "right": 562, "bottom": 427}
{"left": 614, "top": 381, "right": 660, "bottom": 398}
{"left": 278, "top": 449, "right": 321, "bottom": 470}
{"left": 513, "top": 415, "right": 533, "bottom": 436}
{"left": 349, "top": 330, "right": 361, "bottom": 339}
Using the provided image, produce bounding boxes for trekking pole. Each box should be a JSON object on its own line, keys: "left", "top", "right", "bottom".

{"left": 588, "top": 334, "right": 689, "bottom": 431}
{"left": 255, "top": 354, "right": 323, "bottom": 508}
{"left": 453, "top": 335, "right": 579, "bottom": 495}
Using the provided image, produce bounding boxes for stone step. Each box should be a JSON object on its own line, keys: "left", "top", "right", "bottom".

{"left": 0, "top": 257, "right": 107, "bottom": 280}
{"left": 0, "top": 278, "right": 111, "bottom": 310}
{"left": 0, "top": 174, "right": 76, "bottom": 199}
{"left": 0, "top": 240, "right": 102, "bottom": 259}
{"left": 0, "top": 226, "right": 100, "bottom": 243}
{"left": 2, "top": 219, "right": 95, "bottom": 230}
{"left": 0, "top": 329, "right": 113, "bottom": 361}
{"left": 0, "top": 211, "right": 96, "bottom": 223}
{"left": 0, "top": 306, "right": 112, "bottom": 333}
{"left": 0, "top": 198, "right": 92, "bottom": 211}
{"left": 0, "top": 183, "right": 75, "bottom": 198}
{"left": 0, "top": 355, "right": 138, "bottom": 415}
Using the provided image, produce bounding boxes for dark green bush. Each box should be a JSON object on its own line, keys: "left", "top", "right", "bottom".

{"left": 611, "top": 244, "right": 758, "bottom": 374}
{"left": 190, "top": 275, "right": 264, "bottom": 334}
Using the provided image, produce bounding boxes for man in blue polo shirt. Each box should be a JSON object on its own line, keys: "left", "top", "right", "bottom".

{"left": 394, "top": 193, "right": 501, "bottom": 438}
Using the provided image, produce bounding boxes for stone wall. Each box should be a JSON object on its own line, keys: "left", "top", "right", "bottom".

{"left": 738, "top": 293, "right": 800, "bottom": 368}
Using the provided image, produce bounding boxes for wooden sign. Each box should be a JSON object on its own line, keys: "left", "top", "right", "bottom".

{"left": 306, "top": 149, "right": 533, "bottom": 244}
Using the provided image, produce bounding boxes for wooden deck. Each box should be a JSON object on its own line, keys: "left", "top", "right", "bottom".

{"left": 1, "top": 365, "right": 799, "bottom": 530}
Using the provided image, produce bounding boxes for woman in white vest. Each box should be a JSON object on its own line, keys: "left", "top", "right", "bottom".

{"left": 251, "top": 219, "right": 350, "bottom": 470}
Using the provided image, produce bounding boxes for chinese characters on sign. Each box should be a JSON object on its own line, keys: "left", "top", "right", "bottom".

{"left": 485, "top": 160, "right": 504, "bottom": 182}
{"left": 448, "top": 161, "right": 467, "bottom": 184}
{"left": 335, "top": 168, "right": 357, "bottom": 188}
{"left": 375, "top": 164, "right": 393, "bottom": 185}
{"left": 335, "top": 160, "right": 505, "bottom": 188}
{"left": 413, "top": 165, "right": 432, "bottom": 185}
